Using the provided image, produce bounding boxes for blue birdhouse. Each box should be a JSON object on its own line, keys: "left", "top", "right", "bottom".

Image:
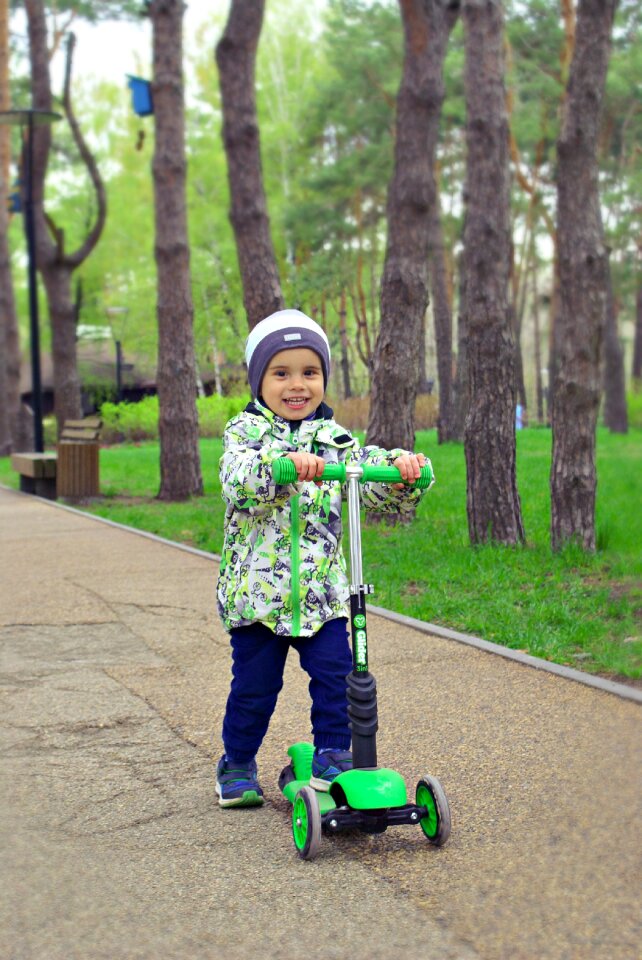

{"left": 127, "top": 75, "right": 154, "bottom": 117}
{"left": 8, "top": 180, "right": 22, "bottom": 214}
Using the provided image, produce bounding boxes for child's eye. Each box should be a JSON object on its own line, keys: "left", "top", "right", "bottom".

{"left": 304, "top": 369, "right": 320, "bottom": 377}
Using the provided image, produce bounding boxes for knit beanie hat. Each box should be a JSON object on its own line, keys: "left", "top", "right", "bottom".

{"left": 245, "top": 309, "right": 331, "bottom": 399}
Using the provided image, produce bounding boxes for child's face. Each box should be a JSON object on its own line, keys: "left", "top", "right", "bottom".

{"left": 260, "top": 347, "right": 325, "bottom": 420}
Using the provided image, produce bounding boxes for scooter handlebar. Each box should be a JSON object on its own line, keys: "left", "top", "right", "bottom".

{"left": 271, "top": 457, "right": 434, "bottom": 488}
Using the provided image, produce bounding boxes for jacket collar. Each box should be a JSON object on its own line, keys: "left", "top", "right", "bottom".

{"left": 244, "top": 398, "right": 351, "bottom": 447}
{"left": 245, "top": 398, "right": 334, "bottom": 426}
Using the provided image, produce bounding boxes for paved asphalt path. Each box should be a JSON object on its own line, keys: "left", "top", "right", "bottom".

{"left": 1, "top": 486, "right": 640, "bottom": 960}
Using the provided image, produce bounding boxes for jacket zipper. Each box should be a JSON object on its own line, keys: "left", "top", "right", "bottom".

{"left": 290, "top": 429, "right": 301, "bottom": 636}
{"left": 290, "top": 493, "right": 301, "bottom": 636}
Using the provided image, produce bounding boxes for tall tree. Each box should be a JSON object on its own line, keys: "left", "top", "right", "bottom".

{"left": 367, "top": 0, "right": 458, "bottom": 455}
{"left": 427, "top": 7, "right": 460, "bottom": 444}
{"left": 215, "top": 0, "right": 284, "bottom": 330}
{"left": 550, "top": 0, "right": 618, "bottom": 552}
{"left": 0, "top": 0, "right": 13, "bottom": 454}
{"left": 24, "top": 0, "right": 107, "bottom": 435}
{"left": 148, "top": 0, "right": 202, "bottom": 500}
{"left": 430, "top": 186, "right": 456, "bottom": 442}
{"left": 633, "top": 286, "right": 642, "bottom": 383}
{"left": 451, "top": 254, "right": 469, "bottom": 441}
{"left": 461, "top": 0, "right": 524, "bottom": 545}
{"left": 2, "top": 0, "right": 32, "bottom": 452}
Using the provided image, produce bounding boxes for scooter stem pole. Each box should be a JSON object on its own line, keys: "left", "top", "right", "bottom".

{"left": 347, "top": 473, "right": 363, "bottom": 587}
{"left": 345, "top": 469, "right": 378, "bottom": 769}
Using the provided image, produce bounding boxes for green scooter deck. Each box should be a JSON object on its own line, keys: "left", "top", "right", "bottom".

{"left": 279, "top": 742, "right": 337, "bottom": 813}
{"left": 281, "top": 778, "right": 338, "bottom": 813}
{"left": 279, "top": 742, "right": 409, "bottom": 812}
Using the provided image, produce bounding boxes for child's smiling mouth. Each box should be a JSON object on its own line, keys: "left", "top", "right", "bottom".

{"left": 283, "top": 397, "right": 310, "bottom": 409}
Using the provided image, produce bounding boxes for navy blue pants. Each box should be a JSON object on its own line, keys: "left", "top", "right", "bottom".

{"left": 222, "top": 617, "right": 353, "bottom": 763}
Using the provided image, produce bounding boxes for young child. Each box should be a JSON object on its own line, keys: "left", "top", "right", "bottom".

{"left": 216, "top": 309, "right": 428, "bottom": 807}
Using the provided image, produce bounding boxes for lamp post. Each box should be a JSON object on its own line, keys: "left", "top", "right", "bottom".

{"left": 0, "top": 108, "right": 61, "bottom": 452}
{"left": 106, "top": 306, "right": 129, "bottom": 402}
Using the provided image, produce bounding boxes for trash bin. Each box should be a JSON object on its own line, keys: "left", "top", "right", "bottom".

{"left": 56, "top": 417, "right": 102, "bottom": 499}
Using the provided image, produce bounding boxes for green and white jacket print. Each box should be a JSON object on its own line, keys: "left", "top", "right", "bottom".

{"left": 217, "top": 400, "right": 428, "bottom": 637}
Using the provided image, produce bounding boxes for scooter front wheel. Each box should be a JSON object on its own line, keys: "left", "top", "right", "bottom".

{"left": 292, "top": 785, "right": 322, "bottom": 860}
{"left": 416, "top": 776, "right": 451, "bottom": 846}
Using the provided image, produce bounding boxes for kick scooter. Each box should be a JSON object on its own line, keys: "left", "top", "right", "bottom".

{"left": 272, "top": 458, "right": 451, "bottom": 860}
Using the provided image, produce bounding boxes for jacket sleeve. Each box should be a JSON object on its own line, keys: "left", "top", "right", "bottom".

{"left": 345, "top": 443, "right": 429, "bottom": 515}
{"left": 220, "top": 418, "right": 300, "bottom": 513}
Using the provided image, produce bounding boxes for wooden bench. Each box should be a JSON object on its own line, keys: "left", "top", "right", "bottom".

{"left": 57, "top": 416, "right": 102, "bottom": 499}
{"left": 10, "top": 416, "right": 103, "bottom": 501}
{"left": 10, "top": 451, "right": 58, "bottom": 500}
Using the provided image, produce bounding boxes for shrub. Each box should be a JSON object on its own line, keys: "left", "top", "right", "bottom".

{"left": 82, "top": 376, "right": 119, "bottom": 410}
{"left": 100, "top": 392, "right": 250, "bottom": 443}
{"left": 100, "top": 396, "right": 159, "bottom": 442}
{"left": 197, "top": 392, "right": 250, "bottom": 437}
{"left": 628, "top": 390, "right": 642, "bottom": 430}
{"left": 44, "top": 416, "right": 57, "bottom": 448}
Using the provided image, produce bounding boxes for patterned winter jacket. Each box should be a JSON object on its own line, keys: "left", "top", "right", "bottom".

{"left": 217, "top": 400, "right": 429, "bottom": 637}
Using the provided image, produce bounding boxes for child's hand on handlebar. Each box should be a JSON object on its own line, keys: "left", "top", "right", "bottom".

{"left": 392, "top": 453, "right": 427, "bottom": 489}
{"left": 286, "top": 451, "right": 326, "bottom": 482}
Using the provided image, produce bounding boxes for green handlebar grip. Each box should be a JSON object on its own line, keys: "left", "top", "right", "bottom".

{"left": 359, "top": 463, "right": 434, "bottom": 488}
{"left": 272, "top": 458, "right": 433, "bottom": 488}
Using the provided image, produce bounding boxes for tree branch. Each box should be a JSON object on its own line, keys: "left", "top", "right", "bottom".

{"left": 61, "top": 32, "right": 107, "bottom": 270}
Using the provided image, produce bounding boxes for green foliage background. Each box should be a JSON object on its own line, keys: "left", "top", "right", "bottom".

{"left": 7, "top": 0, "right": 640, "bottom": 405}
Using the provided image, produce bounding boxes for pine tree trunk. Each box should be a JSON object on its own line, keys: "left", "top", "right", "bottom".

{"left": 24, "top": 0, "right": 81, "bottom": 434}
{"left": 367, "top": 0, "right": 457, "bottom": 454}
{"left": 512, "top": 305, "right": 527, "bottom": 414}
{"left": 546, "top": 263, "right": 561, "bottom": 425}
{"left": 430, "top": 199, "right": 456, "bottom": 443}
{"left": 602, "top": 270, "right": 627, "bottom": 433}
{"left": 550, "top": 0, "right": 617, "bottom": 552}
{"left": 0, "top": 234, "right": 9, "bottom": 455}
{"left": 25, "top": 0, "right": 106, "bottom": 437}
{"left": 633, "top": 286, "right": 642, "bottom": 382}
{"left": 417, "top": 312, "right": 431, "bottom": 395}
{"left": 451, "top": 258, "right": 469, "bottom": 442}
{"left": 532, "top": 262, "right": 544, "bottom": 424}
{"left": 338, "top": 290, "right": 352, "bottom": 400}
{"left": 461, "top": 0, "right": 524, "bottom": 545}
{"left": 215, "top": 0, "right": 283, "bottom": 330}
{"left": 0, "top": 0, "right": 14, "bottom": 455}
{"left": 150, "top": 0, "right": 203, "bottom": 501}
{"left": 39, "top": 265, "right": 82, "bottom": 435}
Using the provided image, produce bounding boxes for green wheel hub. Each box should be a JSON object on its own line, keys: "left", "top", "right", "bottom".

{"left": 415, "top": 775, "right": 451, "bottom": 846}
{"left": 291, "top": 785, "right": 322, "bottom": 859}
{"left": 292, "top": 794, "right": 308, "bottom": 851}
{"left": 417, "top": 783, "right": 438, "bottom": 838}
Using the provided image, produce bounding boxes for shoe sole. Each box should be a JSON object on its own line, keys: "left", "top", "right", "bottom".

{"left": 216, "top": 785, "right": 264, "bottom": 808}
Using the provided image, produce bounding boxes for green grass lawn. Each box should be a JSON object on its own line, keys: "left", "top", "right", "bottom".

{"left": 1, "top": 427, "right": 640, "bottom": 681}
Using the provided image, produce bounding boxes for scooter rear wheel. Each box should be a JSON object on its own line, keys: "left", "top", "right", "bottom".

{"left": 416, "top": 775, "right": 451, "bottom": 846}
{"left": 292, "top": 785, "right": 322, "bottom": 860}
